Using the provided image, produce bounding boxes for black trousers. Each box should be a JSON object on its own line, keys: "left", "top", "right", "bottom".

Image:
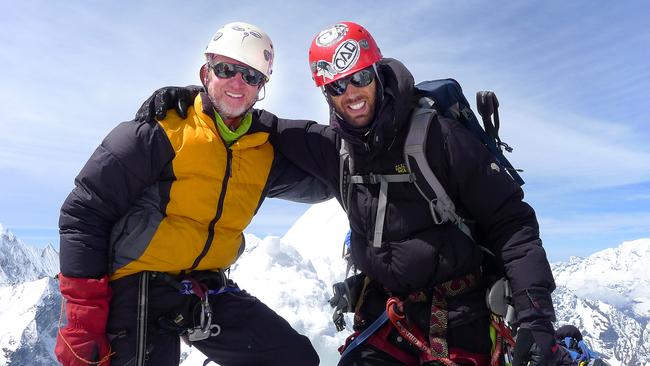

{"left": 106, "top": 273, "right": 319, "bottom": 366}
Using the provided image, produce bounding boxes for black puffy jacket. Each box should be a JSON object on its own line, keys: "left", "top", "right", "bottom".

{"left": 266, "top": 58, "right": 556, "bottom": 327}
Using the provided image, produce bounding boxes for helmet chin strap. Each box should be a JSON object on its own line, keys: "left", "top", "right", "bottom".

{"left": 372, "top": 63, "right": 385, "bottom": 103}
{"left": 256, "top": 83, "right": 266, "bottom": 102}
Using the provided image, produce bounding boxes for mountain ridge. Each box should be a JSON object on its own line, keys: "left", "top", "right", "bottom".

{"left": 0, "top": 205, "right": 648, "bottom": 365}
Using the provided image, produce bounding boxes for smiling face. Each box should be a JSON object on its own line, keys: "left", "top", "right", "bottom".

{"left": 329, "top": 78, "right": 377, "bottom": 128}
{"left": 204, "top": 54, "right": 262, "bottom": 126}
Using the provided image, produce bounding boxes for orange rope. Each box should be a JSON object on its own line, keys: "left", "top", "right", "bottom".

{"left": 386, "top": 297, "right": 459, "bottom": 366}
{"left": 57, "top": 297, "right": 115, "bottom": 365}
{"left": 490, "top": 315, "right": 515, "bottom": 366}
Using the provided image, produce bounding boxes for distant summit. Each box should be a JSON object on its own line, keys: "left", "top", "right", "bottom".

{"left": 551, "top": 238, "right": 650, "bottom": 365}
{"left": 552, "top": 238, "right": 650, "bottom": 318}
{"left": 0, "top": 224, "right": 59, "bottom": 285}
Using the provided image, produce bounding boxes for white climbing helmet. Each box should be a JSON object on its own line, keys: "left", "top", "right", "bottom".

{"left": 205, "top": 22, "right": 274, "bottom": 81}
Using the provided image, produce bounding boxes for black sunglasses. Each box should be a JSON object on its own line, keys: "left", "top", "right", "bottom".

{"left": 324, "top": 67, "right": 375, "bottom": 96}
{"left": 210, "top": 62, "right": 265, "bottom": 87}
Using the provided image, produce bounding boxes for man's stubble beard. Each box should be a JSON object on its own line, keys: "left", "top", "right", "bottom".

{"left": 214, "top": 97, "right": 256, "bottom": 120}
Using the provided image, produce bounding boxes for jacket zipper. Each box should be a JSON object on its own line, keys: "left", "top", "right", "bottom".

{"left": 190, "top": 146, "right": 232, "bottom": 270}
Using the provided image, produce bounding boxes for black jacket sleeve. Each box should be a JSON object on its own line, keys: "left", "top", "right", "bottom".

{"left": 257, "top": 110, "right": 342, "bottom": 202}
{"left": 59, "top": 121, "right": 172, "bottom": 278}
{"left": 438, "top": 116, "right": 556, "bottom": 324}
{"left": 265, "top": 152, "right": 335, "bottom": 203}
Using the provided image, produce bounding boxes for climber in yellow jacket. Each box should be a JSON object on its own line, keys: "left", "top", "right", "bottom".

{"left": 55, "top": 22, "right": 330, "bottom": 366}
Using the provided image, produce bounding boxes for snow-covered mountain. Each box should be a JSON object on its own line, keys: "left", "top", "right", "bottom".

{"left": 552, "top": 239, "right": 650, "bottom": 365}
{"left": 0, "top": 224, "right": 58, "bottom": 285}
{"left": 552, "top": 239, "right": 650, "bottom": 319}
{"left": 0, "top": 277, "right": 60, "bottom": 366}
{"left": 553, "top": 286, "right": 649, "bottom": 365}
{"left": 180, "top": 199, "right": 351, "bottom": 366}
{"left": 1, "top": 204, "right": 649, "bottom": 365}
{"left": 0, "top": 224, "right": 60, "bottom": 365}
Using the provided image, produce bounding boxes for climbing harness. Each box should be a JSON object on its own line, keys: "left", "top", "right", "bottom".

{"left": 152, "top": 271, "right": 240, "bottom": 342}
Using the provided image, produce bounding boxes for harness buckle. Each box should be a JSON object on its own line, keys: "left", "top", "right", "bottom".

{"left": 187, "top": 297, "right": 221, "bottom": 342}
{"left": 186, "top": 323, "right": 221, "bottom": 342}
{"left": 185, "top": 280, "right": 223, "bottom": 342}
{"left": 367, "top": 173, "right": 381, "bottom": 184}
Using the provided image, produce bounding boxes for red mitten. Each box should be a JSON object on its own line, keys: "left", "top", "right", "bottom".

{"left": 55, "top": 274, "right": 113, "bottom": 366}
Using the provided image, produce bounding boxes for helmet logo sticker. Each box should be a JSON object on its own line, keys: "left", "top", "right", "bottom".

{"left": 332, "top": 40, "right": 359, "bottom": 73}
{"left": 315, "top": 60, "right": 337, "bottom": 80}
{"left": 359, "top": 39, "right": 369, "bottom": 49}
{"left": 207, "top": 32, "right": 223, "bottom": 49}
{"left": 265, "top": 49, "right": 274, "bottom": 76}
{"left": 315, "top": 23, "right": 348, "bottom": 47}
{"left": 230, "top": 24, "right": 259, "bottom": 45}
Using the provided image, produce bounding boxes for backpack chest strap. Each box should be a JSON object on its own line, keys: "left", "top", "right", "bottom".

{"left": 350, "top": 173, "right": 414, "bottom": 248}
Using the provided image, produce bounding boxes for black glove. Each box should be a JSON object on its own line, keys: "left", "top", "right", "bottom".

{"left": 329, "top": 281, "right": 353, "bottom": 311}
{"left": 329, "top": 274, "right": 366, "bottom": 331}
{"left": 511, "top": 286, "right": 559, "bottom": 365}
{"left": 134, "top": 85, "right": 203, "bottom": 122}
{"left": 512, "top": 323, "right": 560, "bottom": 366}
{"left": 329, "top": 281, "right": 353, "bottom": 331}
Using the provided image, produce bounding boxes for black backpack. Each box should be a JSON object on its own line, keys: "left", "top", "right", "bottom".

{"left": 334, "top": 80, "right": 524, "bottom": 359}
{"left": 339, "top": 78, "right": 523, "bottom": 249}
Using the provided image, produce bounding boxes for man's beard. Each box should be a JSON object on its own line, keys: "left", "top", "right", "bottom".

{"left": 212, "top": 95, "right": 257, "bottom": 120}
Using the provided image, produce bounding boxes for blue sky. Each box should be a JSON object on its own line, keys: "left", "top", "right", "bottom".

{"left": 0, "top": 1, "right": 648, "bottom": 262}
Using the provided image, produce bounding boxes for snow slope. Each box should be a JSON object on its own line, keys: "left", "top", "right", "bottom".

{"left": 553, "top": 239, "right": 650, "bottom": 318}
{"left": 1, "top": 203, "right": 649, "bottom": 365}
{"left": 181, "top": 199, "right": 351, "bottom": 365}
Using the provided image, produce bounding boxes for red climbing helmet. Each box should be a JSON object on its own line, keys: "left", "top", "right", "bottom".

{"left": 308, "top": 21, "right": 382, "bottom": 87}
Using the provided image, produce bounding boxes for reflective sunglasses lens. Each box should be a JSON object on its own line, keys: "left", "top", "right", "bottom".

{"left": 324, "top": 79, "right": 348, "bottom": 96}
{"left": 324, "top": 67, "right": 375, "bottom": 96}
{"left": 242, "top": 70, "right": 264, "bottom": 86}
{"left": 213, "top": 63, "right": 237, "bottom": 79}
{"left": 350, "top": 69, "right": 374, "bottom": 88}
{"left": 214, "top": 62, "right": 264, "bottom": 86}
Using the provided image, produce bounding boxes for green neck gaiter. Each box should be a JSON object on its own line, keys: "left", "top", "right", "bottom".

{"left": 214, "top": 111, "right": 252, "bottom": 145}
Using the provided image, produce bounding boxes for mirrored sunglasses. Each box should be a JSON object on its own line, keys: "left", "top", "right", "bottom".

{"left": 210, "top": 62, "right": 265, "bottom": 86}
{"left": 324, "top": 67, "right": 375, "bottom": 96}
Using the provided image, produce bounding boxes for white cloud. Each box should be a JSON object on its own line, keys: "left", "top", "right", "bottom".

{"left": 1, "top": 1, "right": 649, "bottom": 262}
{"left": 502, "top": 101, "right": 650, "bottom": 191}
{"left": 539, "top": 212, "right": 650, "bottom": 237}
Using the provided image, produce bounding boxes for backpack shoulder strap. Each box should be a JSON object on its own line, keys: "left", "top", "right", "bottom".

{"left": 350, "top": 172, "right": 413, "bottom": 248}
{"left": 341, "top": 139, "right": 414, "bottom": 248}
{"left": 339, "top": 140, "right": 352, "bottom": 213}
{"left": 404, "top": 97, "right": 475, "bottom": 242}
